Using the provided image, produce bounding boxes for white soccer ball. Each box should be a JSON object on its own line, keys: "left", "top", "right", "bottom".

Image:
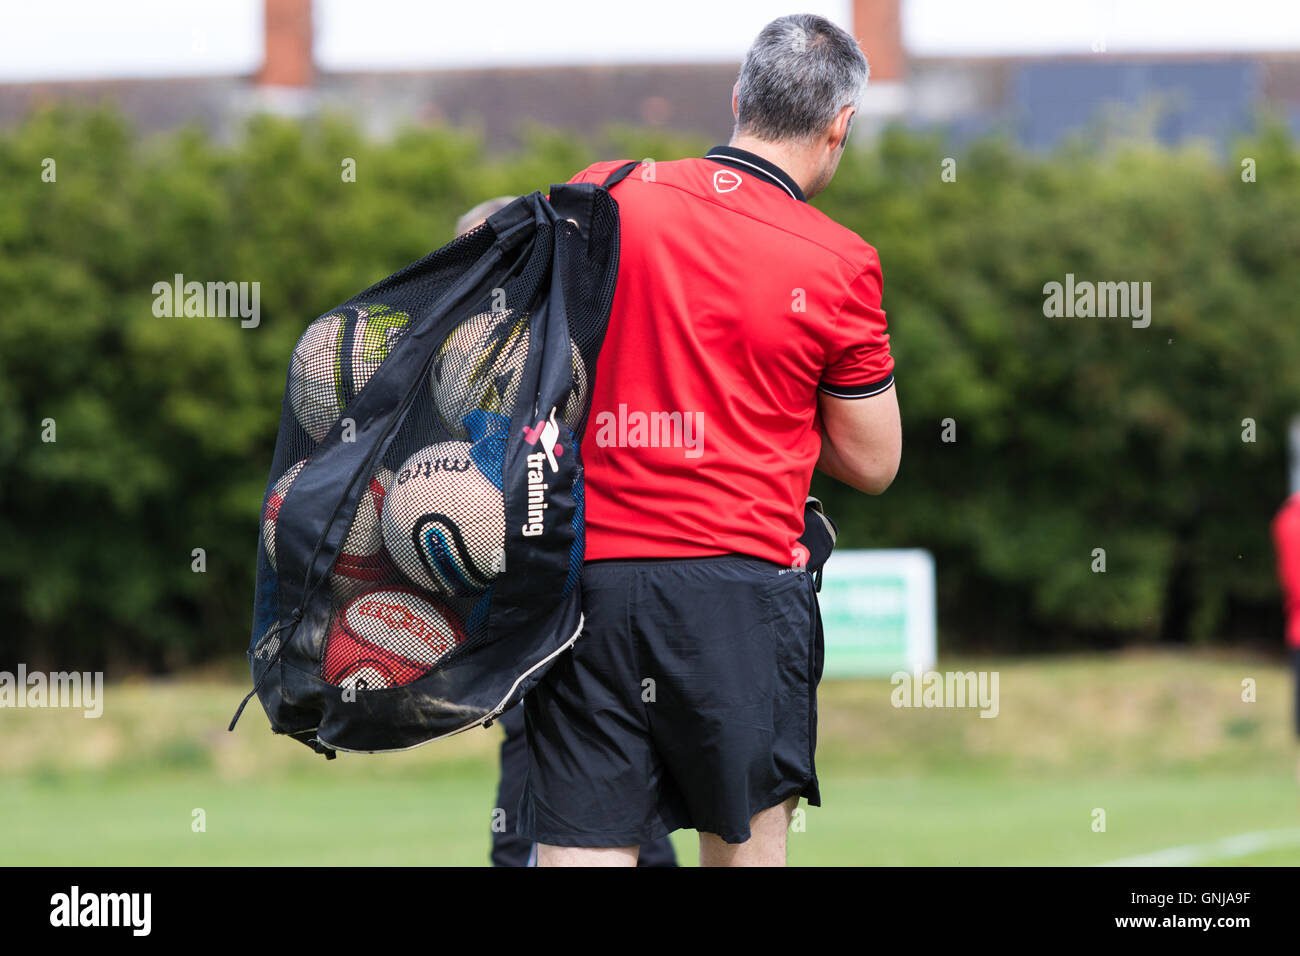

{"left": 430, "top": 311, "right": 529, "bottom": 438}
{"left": 381, "top": 442, "right": 506, "bottom": 596}
{"left": 431, "top": 310, "right": 588, "bottom": 436}
{"left": 289, "top": 303, "right": 409, "bottom": 443}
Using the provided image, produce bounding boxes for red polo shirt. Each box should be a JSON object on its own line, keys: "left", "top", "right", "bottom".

{"left": 569, "top": 147, "right": 894, "bottom": 565}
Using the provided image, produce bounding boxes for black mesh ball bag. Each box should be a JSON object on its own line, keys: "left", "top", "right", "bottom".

{"left": 230, "top": 164, "right": 638, "bottom": 756}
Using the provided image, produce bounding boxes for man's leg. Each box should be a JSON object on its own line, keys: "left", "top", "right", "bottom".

{"left": 637, "top": 833, "right": 679, "bottom": 867}
{"left": 521, "top": 557, "right": 818, "bottom": 860}
{"left": 698, "top": 796, "right": 799, "bottom": 867}
{"left": 642, "top": 557, "right": 821, "bottom": 864}
{"left": 489, "top": 703, "right": 533, "bottom": 867}
{"left": 517, "top": 561, "right": 690, "bottom": 859}
{"left": 1293, "top": 649, "right": 1300, "bottom": 790}
{"left": 537, "top": 844, "right": 639, "bottom": 867}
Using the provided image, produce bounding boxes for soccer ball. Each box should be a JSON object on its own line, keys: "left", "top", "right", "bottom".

{"left": 322, "top": 587, "right": 465, "bottom": 689}
{"left": 288, "top": 303, "right": 409, "bottom": 442}
{"left": 381, "top": 442, "right": 506, "bottom": 596}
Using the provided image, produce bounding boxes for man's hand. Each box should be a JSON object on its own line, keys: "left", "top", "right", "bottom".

{"left": 816, "top": 386, "right": 901, "bottom": 494}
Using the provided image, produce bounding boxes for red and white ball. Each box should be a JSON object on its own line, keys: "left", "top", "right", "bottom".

{"left": 322, "top": 587, "right": 466, "bottom": 690}
{"left": 329, "top": 466, "right": 395, "bottom": 600}
{"left": 262, "top": 460, "right": 394, "bottom": 602}
{"left": 260, "top": 460, "right": 307, "bottom": 571}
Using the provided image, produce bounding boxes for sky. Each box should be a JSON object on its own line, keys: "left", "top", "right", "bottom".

{"left": 2, "top": 0, "right": 1300, "bottom": 82}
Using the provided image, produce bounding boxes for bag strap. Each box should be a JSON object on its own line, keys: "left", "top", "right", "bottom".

{"left": 601, "top": 160, "right": 642, "bottom": 190}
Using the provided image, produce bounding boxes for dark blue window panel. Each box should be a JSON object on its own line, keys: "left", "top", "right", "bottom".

{"left": 1012, "top": 60, "right": 1260, "bottom": 149}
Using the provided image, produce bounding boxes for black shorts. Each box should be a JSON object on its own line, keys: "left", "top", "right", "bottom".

{"left": 518, "top": 554, "right": 823, "bottom": 847}
{"left": 492, "top": 702, "right": 678, "bottom": 866}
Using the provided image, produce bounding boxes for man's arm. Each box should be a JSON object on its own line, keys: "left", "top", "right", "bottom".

{"left": 816, "top": 386, "right": 901, "bottom": 495}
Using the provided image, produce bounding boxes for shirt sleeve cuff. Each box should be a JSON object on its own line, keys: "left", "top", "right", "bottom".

{"left": 818, "top": 372, "right": 894, "bottom": 399}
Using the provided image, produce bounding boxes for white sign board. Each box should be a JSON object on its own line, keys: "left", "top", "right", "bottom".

{"left": 817, "top": 549, "right": 936, "bottom": 677}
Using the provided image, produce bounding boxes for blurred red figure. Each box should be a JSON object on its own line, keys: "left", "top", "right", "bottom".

{"left": 1270, "top": 492, "right": 1300, "bottom": 787}
{"left": 1273, "top": 494, "right": 1300, "bottom": 653}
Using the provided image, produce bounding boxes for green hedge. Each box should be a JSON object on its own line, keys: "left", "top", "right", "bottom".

{"left": 2, "top": 107, "right": 1297, "bottom": 669}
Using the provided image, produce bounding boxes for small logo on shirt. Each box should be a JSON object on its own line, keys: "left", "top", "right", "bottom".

{"left": 791, "top": 543, "right": 810, "bottom": 568}
{"left": 713, "top": 169, "right": 742, "bottom": 193}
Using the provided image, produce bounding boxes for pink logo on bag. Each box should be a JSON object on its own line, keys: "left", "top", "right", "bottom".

{"left": 522, "top": 407, "right": 564, "bottom": 471}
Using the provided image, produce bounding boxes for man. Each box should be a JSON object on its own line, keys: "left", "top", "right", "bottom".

{"left": 453, "top": 197, "right": 517, "bottom": 240}
{"left": 518, "top": 14, "right": 901, "bottom": 866}
{"left": 1270, "top": 421, "right": 1300, "bottom": 787}
{"left": 455, "top": 197, "right": 680, "bottom": 867}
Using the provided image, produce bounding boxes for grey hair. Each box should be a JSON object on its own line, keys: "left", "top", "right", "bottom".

{"left": 735, "top": 14, "right": 869, "bottom": 143}
{"left": 455, "top": 195, "right": 517, "bottom": 237}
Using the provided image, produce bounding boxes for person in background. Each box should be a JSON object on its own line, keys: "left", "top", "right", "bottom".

{"left": 1270, "top": 419, "right": 1300, "bottom": 789}
{"left": 455, "top": 196, "right": 678, "bottom": 867}
{"left": 454, "top": 197, "right": 516, "bottom": 239}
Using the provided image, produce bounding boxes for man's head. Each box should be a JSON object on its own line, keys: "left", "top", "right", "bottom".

{"left": 731, "top": 14, "right": 869, "bottom": 198}
{"left": 455, "top": 196, "right": 518, "bottom": 237}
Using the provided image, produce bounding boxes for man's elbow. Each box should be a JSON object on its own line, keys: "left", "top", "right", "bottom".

{"left": 841, "top": 454, "right": 899, "bottom": 495}
{"left": 858, "top": 461, "right": 898, "bottom": 495}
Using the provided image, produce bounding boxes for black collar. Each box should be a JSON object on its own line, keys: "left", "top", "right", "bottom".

{"left": 704, "top": 145, "right": 806, "bottom": 202}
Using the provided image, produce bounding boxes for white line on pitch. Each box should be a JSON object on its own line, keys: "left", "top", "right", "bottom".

{"left": 1098, "top": 827, "right": 1300, "bottom": 867}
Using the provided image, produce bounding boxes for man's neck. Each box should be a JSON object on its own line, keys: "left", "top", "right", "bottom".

{"left": 728, "top": 134, "right": 819, "bottom": 198}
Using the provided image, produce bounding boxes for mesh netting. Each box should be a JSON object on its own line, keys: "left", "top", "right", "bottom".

{"left": 246, "top": 187, "right": 619, "bottom": 726}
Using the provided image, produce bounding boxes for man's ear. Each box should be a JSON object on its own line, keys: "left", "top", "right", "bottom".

{"left": 732, "top": 82, "right": 740, "bottom": 120}
{"left": 836, "top": 107, "right": 856, "bottom": 150}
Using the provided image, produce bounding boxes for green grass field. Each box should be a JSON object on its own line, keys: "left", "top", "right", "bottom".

{"left": 2, "top": 651, "right": 1297, "bottom": 866}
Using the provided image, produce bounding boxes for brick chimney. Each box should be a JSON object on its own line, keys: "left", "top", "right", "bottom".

{"left": 257, "top": 0, "right": 313, "bottom": 88}
{"left": 853, "top": 0, "right": 904, "bottom": 82}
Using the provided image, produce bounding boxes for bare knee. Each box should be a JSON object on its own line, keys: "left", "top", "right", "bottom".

{"left": 536, "top": 844, "right": 639, "bottom": 867}
{"left": 698, "top": 796, "right": 799, "bottom": 867}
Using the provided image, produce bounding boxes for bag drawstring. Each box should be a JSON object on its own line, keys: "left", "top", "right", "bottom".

{"left": 227, "top": 608, "right": 301, "bottom": 731}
